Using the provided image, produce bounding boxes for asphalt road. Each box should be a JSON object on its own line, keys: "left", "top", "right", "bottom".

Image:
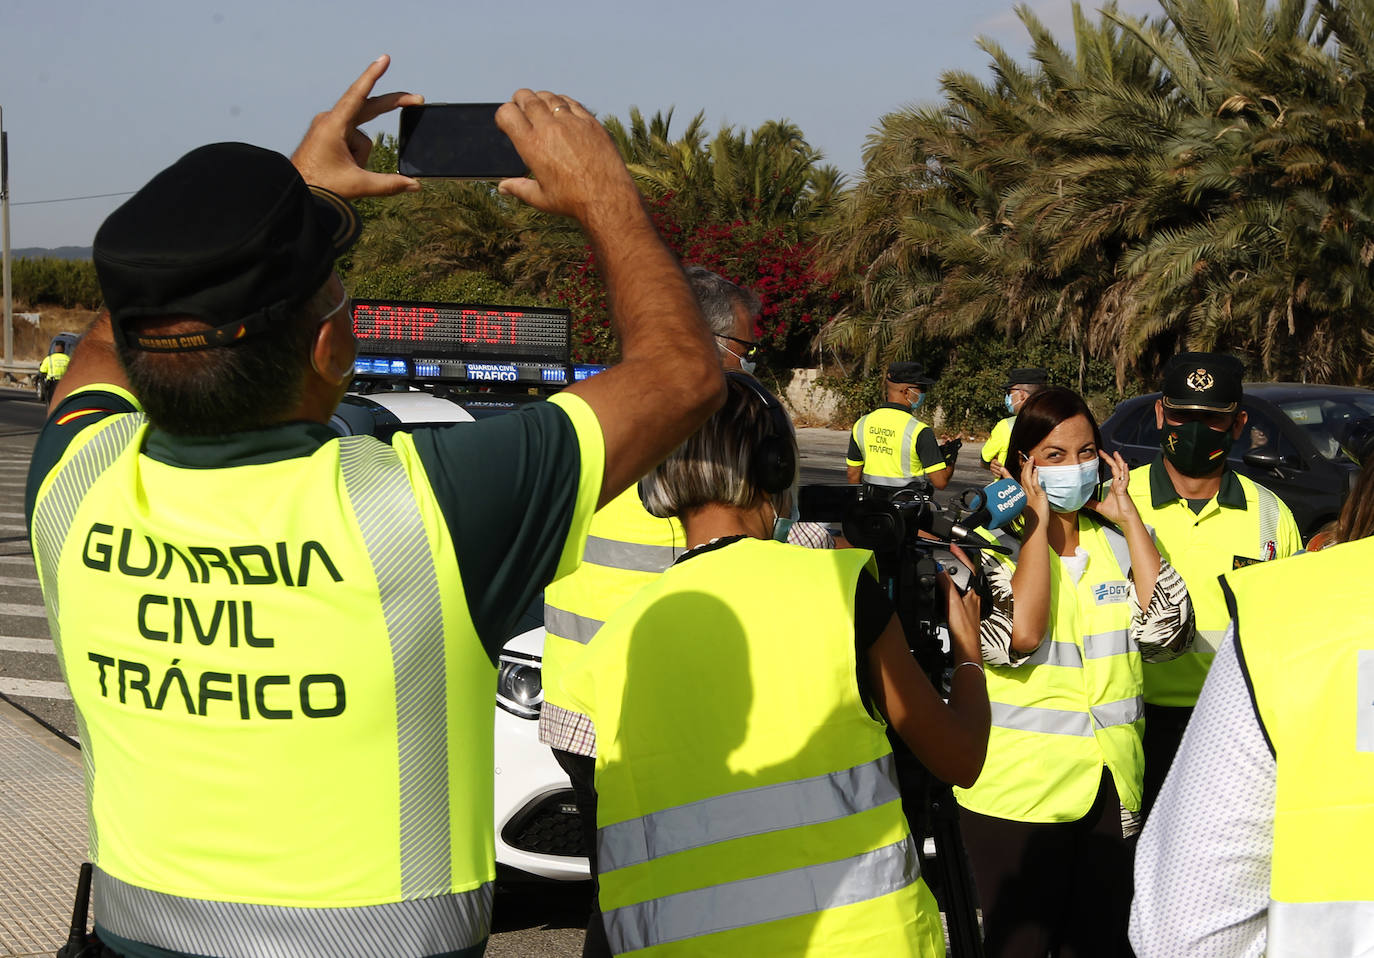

{"left": 0, "top": 388, "right": 987, "bottom": 955}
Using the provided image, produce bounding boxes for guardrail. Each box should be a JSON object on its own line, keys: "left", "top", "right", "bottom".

{"left": 1, "top": 360, "right": 38, "bottom": 383}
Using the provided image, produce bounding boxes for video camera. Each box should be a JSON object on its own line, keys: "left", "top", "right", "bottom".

{"left": 799, "top": 475, "right": 1026, "bottom": 958}
{"left": 800, "top": 476, "right": 1024, "bottom": 666}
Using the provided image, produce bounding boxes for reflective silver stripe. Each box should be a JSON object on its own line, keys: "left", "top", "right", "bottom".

{"left": 1102, "top": 526, "right": 1132, "bottom": 578}
{"left": 543, "top": 605, "right": 603, "bottom": 645}
{"left": 1090, "top": 695, "right": 1143, "bottom": 730}
{"left": 582, "top": 535, "right": 678, "bottom": 573}
{"left": 860, "top": 473, "right": 911, "bottom": 487}
{"left": 1023, "top": 639, "right": 1083, "bottom": 669}
{"left": 95, "top": 867, "right": 492, "bottom": 958}
{"left": 30, "top": 414, "right": 144, "bottom": 639}
{"left": 30, "top": 412, "right": 146, "bottom": 861}
{"left": 990, "top": 701, "right": 1093, "bottom": 737}
{"left": 1256, "top": 484, "right": 1280, "bottom": 557}
{"left": 338, "top": 437, "right": 450, "bottom": 899}
{"left": 1268, "top": 898, "right": 1374, "bottom": 956}
{"left": 1083, "top": 629, "right": 1132, "bottom": 660}
{"left": 853, "top": 416, "right": 867, "bottom": 457}
{"left": 1190, "top": 627, "right": 1228, "bottom": 656}
{"left": 602, "top": 835, "right": 919, "bottom": 954}
{"left": 598, "top": 754, "right": 900, "bottom": 873}
{"left": 900, "top": 418, "right": 920, "bottom": 477}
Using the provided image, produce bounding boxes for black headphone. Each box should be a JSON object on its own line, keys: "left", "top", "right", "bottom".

{"left": 638, "top": 373, "right": 797, "bottom": 517}
{"left": 728, "top": 371, "right": 797, "bottom": 496}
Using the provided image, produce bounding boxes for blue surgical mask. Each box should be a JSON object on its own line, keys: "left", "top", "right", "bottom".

{"left": 1036, "top": 460, "right": 1099, "bottom": 513}
{"left": 771, "top": 494, "right": 800, "bottom": 542}
{"left": 909, "top": 392, "right": 925, "bottom": 412}
{"left": 1005, "top": 394, "right": 1017, "bottom": 414}
{"left": 718, "top": 339, "right": 757, "bottom": 376}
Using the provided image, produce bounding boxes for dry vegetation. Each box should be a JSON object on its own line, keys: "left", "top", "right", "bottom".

{"left": 9, "top": 306, "right": 100, "bottom": 362}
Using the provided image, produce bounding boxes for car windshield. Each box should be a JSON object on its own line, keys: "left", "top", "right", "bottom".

{"left": 1276, "top": 393, "right": 1374, "bottom": 461}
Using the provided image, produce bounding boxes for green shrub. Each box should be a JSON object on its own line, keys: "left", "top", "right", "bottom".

{"left": 12, "top": 258, "right": 102, "bottom": 309}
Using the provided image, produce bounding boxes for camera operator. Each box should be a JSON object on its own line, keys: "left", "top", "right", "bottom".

{"left": 953, "top": 386, "right": 1192, "bottom": 958}
{"left": 847, "top": 361, "right": 952, "bottom": 490}
{"left": 558, "top": 373, "right": 990, "bottom": 956}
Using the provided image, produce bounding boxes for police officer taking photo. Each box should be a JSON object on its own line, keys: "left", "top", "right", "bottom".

{"left": 1123, "top": 352, "right": 1301, "bottom": 821}
{"left": 847, "top": 362, "right": 951, "bottom": 490}
{"left": 25, "top": 58, "right": 724, "bottom": 958}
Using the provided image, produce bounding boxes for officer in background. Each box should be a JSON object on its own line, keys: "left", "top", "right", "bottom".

{"left": 1131, "top": 536, "right": 1374, "bottom": 956}
{"left": 38, "top": 340, "right": 71, "bottom": 404}
{"left": 540, "top": 264, "right": 755, "bottom": 957}
{"left": 25, "top": 60, "right": 724, "bottom": 958}
{"left": 1125, "top": 352, "right": 1301, "bottom": 821}
{"left": 846, "top": 362, "right": 951, "bottom": 490}
{"left": 981, "top": 366, "right": 1048, "bottom": 476}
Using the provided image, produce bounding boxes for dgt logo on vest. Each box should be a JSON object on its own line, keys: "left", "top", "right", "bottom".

{"left": 1093, "top": 581, "right": 1132, "bottom": 605}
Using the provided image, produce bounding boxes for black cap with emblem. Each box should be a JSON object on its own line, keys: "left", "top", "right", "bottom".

{"left": 1161, "top": 352, "right": 1244, "bottom": 413}
{"left": 887, "top": 361, "right": 935, "bottom": 387}
{"left": 94, "top": 142, "right": 361, "bottom": 353}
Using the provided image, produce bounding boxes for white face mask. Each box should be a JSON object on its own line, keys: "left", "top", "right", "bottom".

{"left": 717, "top": 338, "right": 757, "bottom": 376}
{"left": 1036, "top": 460, "right": 1099, "bottom": 513}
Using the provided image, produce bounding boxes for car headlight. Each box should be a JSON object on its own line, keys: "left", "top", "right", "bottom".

{"left": 497, "top": 654, "right": 543, "bottom": 719}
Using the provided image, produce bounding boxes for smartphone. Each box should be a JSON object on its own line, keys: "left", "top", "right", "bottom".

{"left": 396, "top": 104, "right": 527, "bottom": 179}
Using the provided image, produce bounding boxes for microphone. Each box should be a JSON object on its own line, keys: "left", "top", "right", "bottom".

{"left": 964, "top": 477, "right": 1027, "bottom": 532}
{"left": 928, "top": 478, "right": 1027, "bottom": 543}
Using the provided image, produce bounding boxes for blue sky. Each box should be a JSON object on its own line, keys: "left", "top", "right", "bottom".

{"left": 3, "top": 0, "right": 1156, "bottom": 249}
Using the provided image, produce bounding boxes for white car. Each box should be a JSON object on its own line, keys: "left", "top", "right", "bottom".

{"left": 332, "top": 387, "right": 589, "bottom": 882}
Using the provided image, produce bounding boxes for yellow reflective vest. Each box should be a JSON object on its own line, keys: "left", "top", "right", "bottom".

{"left": 541, "top": 485, "right": 683, "bottom": 742}
{"left": 1128, "top": 461, "right": 1300, "bottom": 706}
{"left": 562, "top": 538, "right": 942, "bottom": 956}
{"left": 40, "top": 351, "right": 71, "bottom": 379}
{"left": 955, "top": 516, "right": 1145, "bottom": 821}
{"left": 30, "top": 414, "right": 497, "bottom": 955}
{"left": 982, "top": 415, "right": 1015, "bottom": 467}
{"left": 847, "top": 406, "right": 945, "bottom": 487}
{"left": 1225, "top": 538, "right": 1374, "bottom": 956}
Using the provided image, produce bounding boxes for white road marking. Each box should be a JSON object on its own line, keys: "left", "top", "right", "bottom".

{"left": 0, "top": 602, "right": 46, "bottom": 617}
{"left": 0, "top": 575, "right": 39, "bottom": 589}
{"left": 0, "top": 636, "right": 53, "bottom": 654}
{"left": 0, "top": 677, "right": 70, "bottom": 700}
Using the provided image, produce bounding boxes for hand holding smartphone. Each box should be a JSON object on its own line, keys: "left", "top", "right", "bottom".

{"left": 397, "top": 103, "right": 527, "bottom": 179}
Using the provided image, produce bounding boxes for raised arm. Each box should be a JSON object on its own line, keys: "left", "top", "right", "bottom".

{"left": 495, "top": 91, "right": 723, "bottom": 508}
{"left": 1009, "top": 454, "right": 1052, "bottom": 653}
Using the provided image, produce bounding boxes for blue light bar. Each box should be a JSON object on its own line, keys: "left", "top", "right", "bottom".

{"left": 573, "top": 364, "right": 607, "bottom": 382}
{"left": 414, "top": 361, "right": 441, "bottom": 378}
{"left": 541, "top": 367, "right": 568, "bottom": 384}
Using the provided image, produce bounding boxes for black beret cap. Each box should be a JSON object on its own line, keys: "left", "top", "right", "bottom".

{"left": 1003, "top": 367, "right": 1050, "bottom": 389}
{"left": 94, "top": 143, "right": 361, "bottom": 352}
{"left": 1161, "top": 352, "right": 1244, "bottom": 413}
{"left": 887, "top": 361, "right": 935, "bottom": 386}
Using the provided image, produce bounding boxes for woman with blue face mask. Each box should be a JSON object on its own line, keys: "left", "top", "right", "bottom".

{"left": 952, "top": 386, "right": 1194, "bottom": 958}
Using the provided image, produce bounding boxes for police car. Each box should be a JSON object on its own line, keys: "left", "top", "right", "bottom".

{"left": 334, "top": 298, "right": 597, "bottom": 883}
